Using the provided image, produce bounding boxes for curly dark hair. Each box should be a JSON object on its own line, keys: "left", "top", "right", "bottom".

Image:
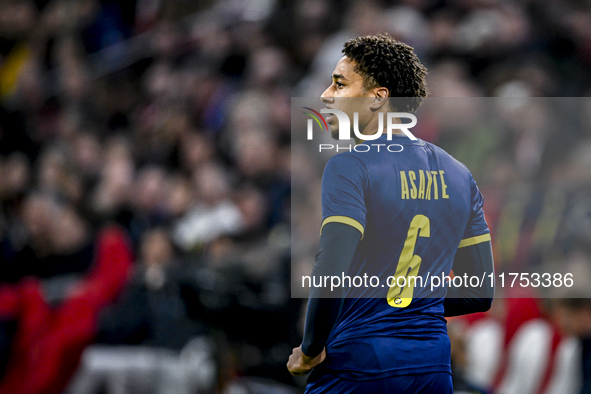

{"left": 343, "top": 34, "right": 427, "bottom": 111}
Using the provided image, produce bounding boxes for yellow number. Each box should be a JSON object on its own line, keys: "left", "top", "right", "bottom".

{"left": 387, "top": 214, "right": 430, "bottom": 308}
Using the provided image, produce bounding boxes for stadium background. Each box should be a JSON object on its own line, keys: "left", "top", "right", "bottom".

{"left": 0, "top": 0, "right": 590, "bottom": 393}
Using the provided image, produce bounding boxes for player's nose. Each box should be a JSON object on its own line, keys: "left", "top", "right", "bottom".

{"left": 320, "top": 93, "right": 334, "bottom": 104}
{"left": 320, "top": 88, "right": 334, "bottom": 104}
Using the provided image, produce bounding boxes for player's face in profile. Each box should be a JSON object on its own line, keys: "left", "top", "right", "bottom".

{"left": 321, "top": 56, "right": 376, "bottom": 140}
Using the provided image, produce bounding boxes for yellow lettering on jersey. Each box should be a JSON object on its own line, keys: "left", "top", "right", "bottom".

{"left": 425, "top": 171, "right": 432, "bottom": 200}
{"left": 400, "top": 171, "right": 409, "bottom": 199}
{"left": 431, "top": 171, "right": 439, "bottom": 200}
{"left": 439, "top": 170, "right": 449, "bottom": 199}
{"left": 418, "top": 170, "right": 425, "bottom": 199}
{"left": 409, "top": 171, "right": 417, "bottom": 199}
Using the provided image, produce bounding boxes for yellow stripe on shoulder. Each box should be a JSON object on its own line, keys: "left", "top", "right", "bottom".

{"left": 458, "top": 233, "right": 491, "bottom": 248}
{"left": 321, "top": 216, "right": 364, "bottom": 239}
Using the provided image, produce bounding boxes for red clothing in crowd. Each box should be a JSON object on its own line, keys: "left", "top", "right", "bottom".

{"left": 0, "top": 226, "right": 132, "bottom": 394}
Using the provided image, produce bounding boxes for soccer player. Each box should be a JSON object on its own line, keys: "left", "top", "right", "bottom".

{"left": 287, "top": 34, "right": 494, "bottom": 393}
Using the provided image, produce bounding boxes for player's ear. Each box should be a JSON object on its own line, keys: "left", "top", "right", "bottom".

{"left": 370, "top": 87, "right": 389, "bottom": 110}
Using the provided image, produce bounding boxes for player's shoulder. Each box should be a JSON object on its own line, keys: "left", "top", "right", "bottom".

{"left": 423, "top": 140, "right": 472, "bottom": 178}
{"left": 322, "top": 152, "right": 371, "bottom": 187}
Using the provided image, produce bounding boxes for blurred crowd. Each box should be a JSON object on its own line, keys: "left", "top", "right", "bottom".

{"left": 0, "top": 0, "right": 590, "bottom": 393}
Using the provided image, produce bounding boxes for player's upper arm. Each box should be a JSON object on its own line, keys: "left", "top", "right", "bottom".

{"left": 445, "top": 238, "right": 494, "bottom": 316}
{"left": 444, "top": 170, "right": 494, "bottom": 317}
{"left": 459, "top": 171, "right": 490, "bottom": 247}
{"left": 320, "top": 154, "right": 368, "bottom": 239}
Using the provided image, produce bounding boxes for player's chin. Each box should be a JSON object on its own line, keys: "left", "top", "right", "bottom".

{"left": 330, "top": 126, "right": 340, "bottom": 140}
{"left": 289, "top": 370, "right": 307, "bottom": 377}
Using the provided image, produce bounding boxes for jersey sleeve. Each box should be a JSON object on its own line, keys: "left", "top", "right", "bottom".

{"left": 459, "top": 172, "right": 491, "bottom": 248}
{"left": 321, "top": 153, "right": 368, "bottom": 238}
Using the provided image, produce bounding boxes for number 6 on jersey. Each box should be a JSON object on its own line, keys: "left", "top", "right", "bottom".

{"left": 387, "top": 214, "right": 430, "bottom": 308}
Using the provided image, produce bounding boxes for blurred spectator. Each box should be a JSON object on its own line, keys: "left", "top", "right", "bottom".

{"left": 453, "top": 297, "right": 582, "bottom": 394}
{"left": 62, "top": 228, "right": 216, "bottom": 394}
{"left": 554, "top": 298, "right": 591, "bottom": 394}
{"left": 0, "top": 225, "right": 132, "bottom": 394}
{"left": 97, "top": 227, "right": 204, "bottom": 348}
{"left": 173, "top": 162, "right": 244, "bottom": 250}
{"left": 447, "top": 320, "right": 488, "bottom": 394}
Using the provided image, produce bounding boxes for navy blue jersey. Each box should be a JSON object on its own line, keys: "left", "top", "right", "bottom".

{"left": 318, "top": 133, "right": 490, "bottom": 380}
